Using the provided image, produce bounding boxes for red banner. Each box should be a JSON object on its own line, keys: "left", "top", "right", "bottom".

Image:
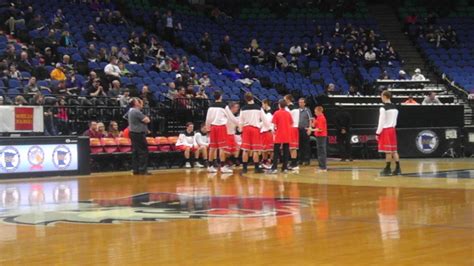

{"left": 15, "top": 107, "right": 34, "bottom": 131}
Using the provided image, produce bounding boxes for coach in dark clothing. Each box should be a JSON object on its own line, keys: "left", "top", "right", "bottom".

{"left": 298, "top": 98, "right": 313, "bottom": 165}
{"left": 128, "top": 98, "right": 151, "bottom": 175}
{"left": 335, "top": 107, "right": 352, "bottom": 161}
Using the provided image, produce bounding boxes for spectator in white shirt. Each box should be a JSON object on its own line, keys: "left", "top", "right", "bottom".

{"left": 422, "top": 92, "right": 442, "bottom": 105}
{"left": 412, "top": 68, "right": 426, "bottom": 81}
{"left": 289, "top": 44, "right": 302, "bottom": 57}
{"left": 364, "top": 48, "right": 377, "bottom": 68}
{"left": 104, "top": 56, "right": 121, "bottom": 84}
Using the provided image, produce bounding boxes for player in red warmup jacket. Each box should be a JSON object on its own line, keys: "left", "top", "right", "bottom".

{"left": 269, "top": 99, "right": 293, "bottom": 173}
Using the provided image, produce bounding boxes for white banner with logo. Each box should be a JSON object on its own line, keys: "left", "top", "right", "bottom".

{"left": 0, "top": 106, "right": 44, "bottom": 133}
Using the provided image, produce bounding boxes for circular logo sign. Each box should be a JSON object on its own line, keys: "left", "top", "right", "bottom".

{"left": 52, "top": 145, "right": 72, "bottom": 170}
{"left": 416, "top": 130, "right": 439, "bottom": 154}
{"left": 28, "top": 145, "right": 45, "bottom": 169}
{"left": 0, "top": 146, "right": 20, "bottom": 173}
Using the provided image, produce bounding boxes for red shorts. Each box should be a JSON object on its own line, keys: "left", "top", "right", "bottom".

{"left": 261, "top": 131, "right": 274, "bottom": 151}
{"left": 224, "top": 134, "right": 239, "bottom": 154}
{"left": 209, "top": 125, "right": 227, "bottom": 149}
{"left": 241, "top": 126, "right": 262, "bottom": 151}
{"left": 290, "top": 127, "right": 299, "bottom": 149}
{"left": 176, "top": 145, "right": 196, "bottom": 152}
{"left": 378, "top": 127, "right": 397, "bottom": 152}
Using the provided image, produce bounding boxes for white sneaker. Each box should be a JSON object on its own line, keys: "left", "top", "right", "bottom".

{"left": 261, "top": 163, "right": 272, "bottom": 170}
{"left": 185, "top": 162, "right": 192, "bottom": 168}
{"left": 207, "top": 166, "right": 217, "bottom": 173}
{"left": 266, "top": 169, "right": 278, "bottom": 174}
{"left": 291, "top": 166, "right": 300, "bottom": 171}
{"left": 195, "top": 162, "right": 204, "bottom": 168}
{"left": 221, "top": 165, "right": 233, "bottom": 173}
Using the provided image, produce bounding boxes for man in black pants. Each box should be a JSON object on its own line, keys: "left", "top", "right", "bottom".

{"left": 335, "top": 107, "right": 352, "bottom": 161}
{"left": 128, "top": 98, "right": 151, "bottom": 175}
{"left": 298, "top": 98, "right": 313, "bottom": 165}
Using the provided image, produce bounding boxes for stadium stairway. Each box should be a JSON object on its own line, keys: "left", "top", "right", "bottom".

{"left": 369, "top": 4, "right": 437, "bottom": 81}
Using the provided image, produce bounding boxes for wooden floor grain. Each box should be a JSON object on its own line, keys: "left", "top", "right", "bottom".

{"left": 0, "top": 159, "right": 472, "bottom": 265}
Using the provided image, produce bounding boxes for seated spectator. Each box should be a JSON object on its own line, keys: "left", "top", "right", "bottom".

{"left": 179, "top": 56, "right": 191, "bottom": 73}
{"left": 108, "top": 80, "right": 123, "bottom": 98}
{"left": 104, "top": 56, "right": 121, "bottom": 83}
{"left": 14, "top": 95, "right": 27, "bottom": 105}
{"left": 43, "top": 47, "right": 57, "bottom": 66}
{"left": 199, "top": 73, "right": 211, "bottom": 87}
{"left": 107, "top": 121, "right": 121, "bottom": 138}
{"left": 275, "top": 52, "right": 288, "bottom": 70}
{"left": 66, "top": 72, "right": 82, "bottom": 94}
{"left": 50, "top": 63, "right": 67, "bottom": 81}
{"left": 422, "top": 92, "right": 442, "bottom": 105}
{"left": 347, "top": 85, "right": 361, "bottom": 96}
{"left": 52, "top": 80, "right": 71, "bottom": 96}
{"left": 364, "top": 48, "right": 377, "bottom": 68}
{"left": 97, "top": 48, "right": 109, "bottom": 63}
{"left": 60, "top": 31, "right": 74, "bottom": 47}
{"left": 175, "top": 122, "right": 198, "bottom": 168}
{"left": 403, "top": 95, "right": 420, "bottom": 105}
{"left": 195, "top": 86, "right": 208, "bottom": 99}
{"left": 61, "top": 55, "right": 74, "bottom": 73}
{"left": 7, "top": 65, "right": 22, "bottom": 79}
{"left": 170, "top": 55, "right": 180, "bottom": 72}
{"left": 118, "top": 62, "right": 132, "bottom": 76}
{"left": 302, "top": 43, "right": 311, "bottom": 57}
{"left": 398, "top": 70, "right": 409, "bottom": 80}
{"left": 51, "top": 9, "right": 66, "bottom": 29}
{"left": 379, "top": 71, "right": 390, "bottom": 80}
{"left": 333, "top": 22, "right": 342, "bottom": 37}
{"left": 110, "top": 46, "right": 119, "bottom": 58}
{"left": 83, "top": 121, "right": 100, "bottom": 138}
{"left": 219, "top": 35, "right": 232, "bottom": 67}
{"left": 117, "top": 47, "right": 130, "bottom": 63}
{"left": 84, "top": 71, "right": 98, "bottom": 91}
{"left": 84, "top": 24, "right": 101, "bottom": 42}
{"left": 24, "top": 76, "right": 41, "bottom": 94}
{"left": 27, "top": 14, "right": 46, "bottom": 31}
{"left": 88, "top": 78, "right": 106, "bottom": 97}
{"left": 199, "top": 32, "right": 212, "bottom": 61}
{"left": 97, "top": 122, "right": 107, "bottom": 138}
{"left": 412, "top": 68, "right": 426, "bottom": 81}
{"left": 242, "top": 65, "right": 258, "bottom": 81}
{"left": 167, "top": 82, "right": 178, "bottom": 99}
{"left": 141, "top": 85, "right": 156, "bottom": 107}
{"left": 118, "top": 89, "right": 131, "bottom": 108}
{"left": 4, "top": 4, "right": 25, "bottom": 35}
{"left": 289, "top": 44, "right": 302, "bottom": 57}
{"left": 30, "top": 93, "right": 44, "bottom": 106}
{"left": 222, "top": 67, "right": 243, "bottom": 81}
{"left": 34, "top": 58, "right": 49, "bottom": 80}
{"left": 16, "top": 51, "right": 34, "bottom": 73}
{"left": 175, "top": 73, "right": 185, "bottom": 88}
{"left": 325, "top": 83, "right": 340, "bottom": 95}
{"left": 193, "top": 123, "right": 209, "bottom": 168}
{"left": 159, "top": 57, "right": 172, "bottom": 72}
{"left": 85, "top": 44, "right": 98, "bottom": 62}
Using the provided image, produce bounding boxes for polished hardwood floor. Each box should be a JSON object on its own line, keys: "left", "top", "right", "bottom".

{"left": 0, "top": 159, "right": 473, "bottom": 265}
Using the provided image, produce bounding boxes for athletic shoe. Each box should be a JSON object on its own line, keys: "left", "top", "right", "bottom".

{"left": 380, "top": 168, "right": 392, "bottom": 176}
{"left": 266, "top": 169, "right": 278, "bottom": 174}
{"left": 316, "top": 169, "right": 328, "bottom": 173}
{"left": 207, "top": 166, "right": 217, "bottom": 173}
{"left": 254, "top": 167, "right": 264, "bottom": 174}
{"left": 185, "top": 162, "right": 192, "bottom": 168}
{"left": 261, "top": 163, "right": 272, "bottom": 170}
{"left": 195, "top": 162, "right": 204, "bottom": 168}
{"left": 290, "top": 166, "right": 300, "bottom": 171}
{"left": 392, "top": 168, "right": 402, "bottom": 176}
{"left": 221, "top": 166, "right": 233, "bottom": 173}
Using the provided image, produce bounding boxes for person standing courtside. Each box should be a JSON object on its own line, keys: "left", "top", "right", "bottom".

{"left": 128, "top": 98, "right": 151, "bottom": 175}
{"left": 298, "top": 98, "right": 313, "bottom": 165}
{"left": 335, "top": 106, "right": 353, "bottom": 161}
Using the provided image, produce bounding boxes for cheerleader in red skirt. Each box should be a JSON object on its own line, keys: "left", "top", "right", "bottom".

{"left": 376, "top": 90, "right": 402, "bottom": 176}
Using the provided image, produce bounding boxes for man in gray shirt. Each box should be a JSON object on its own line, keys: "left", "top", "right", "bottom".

{"left": 298, "top": 98, "right": 313, "bottom": 165}
{"left": 128, "top": 98, "right": 151, "bottom": 175}
{"left": 422, "top": 92, "right": 442, "bottom": 105}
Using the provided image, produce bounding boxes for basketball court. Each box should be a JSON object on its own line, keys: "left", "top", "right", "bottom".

{"left": 0, "top": 159, "right": 472, "bottom": 265}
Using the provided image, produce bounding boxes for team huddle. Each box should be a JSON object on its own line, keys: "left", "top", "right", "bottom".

{"left": 175, "top": 90, "right": 401, "bottom": 176}
{"left": 176, "top": 90, "right": 328, "bottom": 174}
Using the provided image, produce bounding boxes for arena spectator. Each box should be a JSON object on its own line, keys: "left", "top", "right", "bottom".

{"left": 422, "top": 92, "right": 442, "bottom": 105}
{"left": 364, "top": 48, "right": 377, "bottom": 68}
{"left": 118, "top": 62, "right": 132, "bottom": 76}
{"left": 347, "top": 85, "right": 361, "bottom": 96}
{"left": 88, "top": 78, "right": 106, "bottom": 97}
{"left": 24, "top": 76, "right": 42, "bottom": 94}
{"left": 4, "top": 3, "right": 25, "bottom": 35}
{"left": 60, "top": 31, "right": 74, "bottom": 47}
{"left": 412, "top": 68, "right": 426, "bottom": 81}
{"left": 195, "top": 86, "right": 208, "bottom": 99}
{"left": 180, "top": 56, "right": 191, "bottom": 73}
{"left": 83, "top": 121, "right": 100, "bottom": 138}
{"left": 403, "top": 95, "right": 420, "bottom": 105}
{"left": 7, "top": 65, "right": 22, "bottom": 79}
{"left": 51, "top": 9, "right": 66, "bottom": 29}
{"left": 118, "top": 89, "right": 131, "bottom": 108}
{"left": 97, "top": 122, "right": 107, "bottom": 138}
{"left": 14, "top": 95, "right": 27, "bottom": 105}
{"left": 43, "top": 47, "right": 57, "bottom": 66}
{"left": 50, "top": 63, "right": 67, "bottom": 81}
{"left": 219, "top": 35, "right": 232, "bottom": 67}
{"left": 167, "top": 82, "right": 178, "bottom": 99}
{"left": 17, "top": 51, "right": 34, "bottom": 73}
{"left": 27, "top": 14, "right": 46, "bottom": 31}
{"left": 108, "top": 80, "right": 123, "bottom": 98}
{"left": 398, "top": 70, "right": 409, "bottom": 80}
{"left": 97, "top": 48, "right": 109, "bottom": 63}
{"left": 141, "top": 85, "right": 156, "bottom": 107}
{"left": 325, "top": 83, "right": 340, "bottom": 95}
{"left": 118, "top": 47, "right": 130, "bottom": 63}
{"left": 175, "top": 73, "right": 185, "bottom": 88}
{"left": 107, "top": 121, "right": 121, "bottom": 138}
{"left": 104, "top": 56, "right": 121, "bottom": 83}
{"left": 170, "top": 55, "right": 180, "bottom": 71}
{"left": 159, "top": 57, "right": 172, "bottom": 72}
{"left": 199, "top": 73, "right": 211, "bottom": 87}
{"left": 289, "top": 44, "right": 302, "bottom": 57}
{"left": 52, "top": 80, "right": 71, "bottom": 96}
{"left": 85, "top": 44, "right": 98, "bottom": 62}
{"left": 34, "top": 58, "right": 49, "bottom": 80}
{"left": 275, "top": 52, "right": 288, "bottom": 70}
{"left": 84, "top": 24, "right": 101, "bottom": 42}
{"left": 199, "top": 32, "right": 212, "bottom": 62}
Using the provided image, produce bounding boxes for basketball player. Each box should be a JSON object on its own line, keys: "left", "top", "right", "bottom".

{"left": 240, "top": 92, "right": 268, "bottom": 173}
{"left": 284, "top": 94, "right": 300, "bottom": 170}
{"left": 260, "top": 99, "right": 274, "bottom": 169}
{"left": 223, "top": 102, "right": 240, "bottom": 172}
{"left": 376, "top": 90, "right": 402, "bottom": 176}
{"left": 269, "top": 99, "right": 293, "bottom": 173}
{"left": 205, "top": 90, "right": 232, "bottom": 173}
{"left": 175, "top": 122, "right": 197, "bottom": 168}
{"left": 194, "top": 123, "right": 209, "bottom": 168}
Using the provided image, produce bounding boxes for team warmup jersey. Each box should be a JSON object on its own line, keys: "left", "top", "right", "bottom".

{"left": 376, "top": 103, "right": 398, "bottom": 135}
{"left": 225, "top": 106, "right": 240, "bottom": 135}
{"left": 205, "top": 102, "right": 228, "bottom": 126}
{"left": 176, "top": 131, "right": 196, "bottom": 147}
{"left": 194, "top": 131, "right": 209, "bottom": 147}
{"left": 260, "top": 110, "right": 273, "bottom": 132}
{"left": 239, "top": 103, "right": 268, "bottom": 129}
{"left": 286, "top": 104, "right": 300, "bottom": 128}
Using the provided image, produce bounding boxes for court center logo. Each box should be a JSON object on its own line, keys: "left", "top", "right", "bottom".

{"left": 0, "top": 146, "right": 20, "bottom": 173}
{"left": 415, "top": 130, "right": 439, "bottom": 154}
{"left": 52, "top": 145, "right": 72, "bottom": 170}
{"left": 28, "top": 145, "right": 45, "bottom": 170}
{"left": 0, "top": 192, "right": 312, "bottom": 226}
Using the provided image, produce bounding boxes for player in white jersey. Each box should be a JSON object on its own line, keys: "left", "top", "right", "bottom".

{"left": 260, "top": 99, "right": 274, "bottom": 169}
{"left": 284, "top": 94, "right": 300, "bottom": 170}
{"left": 376, "top": 90, "right": 401, "bottom": 176}
{"left": 194, "top": 123, "right": 209, "bottom": 168}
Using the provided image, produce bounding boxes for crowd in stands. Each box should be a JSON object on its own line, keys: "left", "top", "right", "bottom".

{"left": 404, "top": 12, "right": 458, "bottom": 48}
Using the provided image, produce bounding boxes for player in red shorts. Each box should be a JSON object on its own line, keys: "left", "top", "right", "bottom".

{"left": 260, "top": 99, "right": 274, "bottom": 169}
{"left": 284, "top": 94, "right": 300, "bottom": 170}
{"left": 240, "top": 92, "right": 269, "bottom": 174}
{"left": 175, "top": 122, "right": 197, "bottom": 168}
{"left": 376, "top": 90, "right": 401, "bottom": 176}
{"left": 205, "top": 91, "right": 233, "bottom": 173}
{"left": 223, "top": 102, "right": 240, "bottom": 173}
{"left": 269, "top": 99, "right": 293, "bottom": 173}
